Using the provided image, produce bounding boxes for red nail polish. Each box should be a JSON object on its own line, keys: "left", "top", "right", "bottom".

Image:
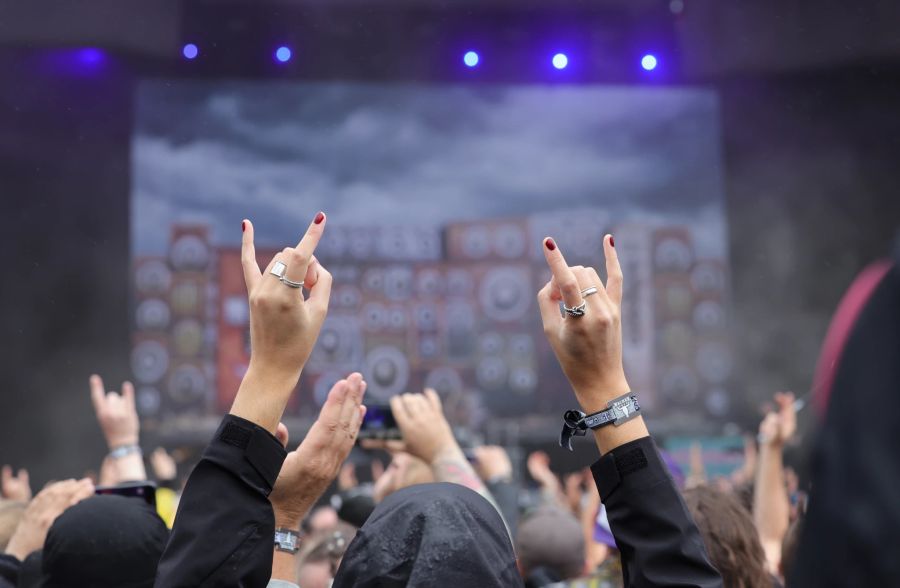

{"left": 314, "top": 212, "right": 325, "bottom": 225}
{"left": 545, "top": 238, "right": 556, "bottom": 251}
{"left": 241, "top": 221, "right": 246, "bottom": 233}
{"left": 609, "top": 235, "right": 615, "bottom": 248}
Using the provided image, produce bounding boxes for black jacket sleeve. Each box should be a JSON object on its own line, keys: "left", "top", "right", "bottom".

{"left": 0, "top": 554, "right": 19, "bottom": 588}
{"left": 155, "top": 414, "right": 287, "bottom": 588}
{"left": 591, "top": 436, "right": 722, "bottom": 588}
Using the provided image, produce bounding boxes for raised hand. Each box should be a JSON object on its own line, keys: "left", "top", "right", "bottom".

{"left": 526, "top": 451, "right": 559, "bottom": 490}
{"left": 537, "top": 235, "right": 628, "bottom": 412}
{"left": 4, "top": 478, "right": 94, "bottom": 561}
{"left": 268, "top": 373, "right": 367, "bottom": 527}
{"left": 537, "top": 235, "right": 648, "bottom": 453}
{"left": 151, "top": 447, "right": 178, "bottom": 482}
{"left": 389, "top": 389, "right": 457, "bottom": 464}
{"left": 1, "top": 466, "right": 32, "bottom": 502}
{"left": 472, "top": 446, "right": 513, "bottom": 483}
{"left": 337, "top": 462, "right": 358, "bottom": 492}
{"left": 90, "top": 374, "right": 139, "bottom": 449}
{"left": 758, "top": 392, "right": 797, "bottom": 447}
{"left": 231, "top": 213, "right": 333, "bottom": 433}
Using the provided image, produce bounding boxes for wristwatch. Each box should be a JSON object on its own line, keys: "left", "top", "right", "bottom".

{"left": 559, "top": 392, "right": 641, "bottom": 451}
{"left": 274, "top": 528, "right": 303, "bottom": 554}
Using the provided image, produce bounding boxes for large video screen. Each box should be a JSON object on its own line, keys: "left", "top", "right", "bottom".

{"left": 131, "top": 81, "right": 731, "bottom": 439}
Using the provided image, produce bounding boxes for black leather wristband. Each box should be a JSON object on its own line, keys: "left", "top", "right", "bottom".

{"left": 559, "top": 392, "right": 641, "bottom": 451}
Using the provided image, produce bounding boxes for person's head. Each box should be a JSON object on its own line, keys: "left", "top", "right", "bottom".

{"left": 372, "top": 451, "right": 434, "bottom": 503}
{"left": 333, "top": 482, "right": 521, "bottom": 587}
{"left": 0, "top": 500, "right": 26, "bottom": 551}
{"left": 39, "top": 494, "right": 168, "bottom": 588}
{"left": 516, "top": 506, "right": 586, "bottom": 582}
{"left": 683, "top": 485, "right": 770, "bottom": 588}
{"left": 297, "top": 522, "right": 357, "bottom": 588}
{"left": 306, "top": 505, "right": 339, "bottom": 533}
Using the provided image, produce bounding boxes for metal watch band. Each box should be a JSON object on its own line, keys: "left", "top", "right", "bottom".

{"left": 559, "top": 392, "right": 641, "bottom": 451}
{"left": 108, "top": 444, "right": 142, "bottom": 460}
{"left": 274, "top": 527, "right": 303, "bottom": 554}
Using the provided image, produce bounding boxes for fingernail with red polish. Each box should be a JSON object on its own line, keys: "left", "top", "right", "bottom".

{"left": 241, "top": 221, "right": 246, "bottom": 233}
{"left": 545, "top": 238, "right": 556, "bottom": 251}
{"left": 314, "top": 212, "right": 325, "bottom": 225}
{"left": 610, "top": 235, "right": 615, "bottom": 248}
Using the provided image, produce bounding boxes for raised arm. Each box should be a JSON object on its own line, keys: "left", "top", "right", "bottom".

{"left": 537, "top": 234, "right": 722, "bottom": 588}
{"left": 155, "top": 213, "right": 332, "bottom": 588}
{"left": 90, "top": 375, "right": 146, "bottom": 483}
{"left": 268, "top": 374, "right": 367, "bottom": 586}
{"left": 754, "top": 392, "right": 796, "bottom": 576}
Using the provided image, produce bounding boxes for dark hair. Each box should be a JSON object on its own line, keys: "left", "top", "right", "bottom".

{"left": 780, "top": 514, "right": 804, "bottom": 580}
{"left": 684, "top": 485, "right": 771, "bottom": 588}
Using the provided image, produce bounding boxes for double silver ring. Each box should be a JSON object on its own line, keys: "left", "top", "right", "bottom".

{"left": 580, "top": 286, "right": 599, "bottom": 298}
{"left": 563, "top": 301, "right": 587, "bottom": 317}
{"left": 270, "top": 261, "right": 304, "bottom": 289}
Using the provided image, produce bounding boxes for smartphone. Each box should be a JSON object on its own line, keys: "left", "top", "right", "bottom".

{"left": 95, "top": 481, "right": 157, "bottom": 508}
{"left": 358, "top": 403, "right": 401, "bottom": 440}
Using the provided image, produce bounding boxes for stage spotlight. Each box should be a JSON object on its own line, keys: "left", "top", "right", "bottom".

{"left": 182, "top": 43, "right": 199, "bottom": 60}
{"left": 76, "top": 48, "right": 105, "bottom": 66}
{"left": 641, "top": 54, "right": 658, "bottom": 71}
{"left": 552, "top": 53, "right": 568, "bottom": 70}
{"left": 463, "top": 51, "right": 480, "bottom": 68}
{"left": 275, "top": 46, "right": 292, "bottom": 63}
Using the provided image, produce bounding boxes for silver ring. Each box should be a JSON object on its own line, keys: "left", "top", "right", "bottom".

{"left": 580, "top": 287, "right": 599, "bottom": 298}
{"left": 270, "top": 261, "right": 287, "bottom": 279}
{"left": 563, "top": 301, "right": 587, "bottom": 317}
{"left": 280, "top": 276, "right": 304, "bottom": 289}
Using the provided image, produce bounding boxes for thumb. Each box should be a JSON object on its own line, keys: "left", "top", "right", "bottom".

{"left": 275, "top": 422, "right": 289, "bottom": 448}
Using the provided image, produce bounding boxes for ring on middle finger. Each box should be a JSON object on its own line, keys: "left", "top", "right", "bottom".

{"left": 563, "top": 301, "right": 587, "bottom": 317}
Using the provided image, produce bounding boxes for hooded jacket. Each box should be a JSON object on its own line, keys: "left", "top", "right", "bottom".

{"left": 332, "top": 483, "right": 523, "bottom": 588}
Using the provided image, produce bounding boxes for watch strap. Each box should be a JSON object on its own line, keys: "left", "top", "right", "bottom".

{"left": 274, "top": 527, "right": 303, "bottom": 554}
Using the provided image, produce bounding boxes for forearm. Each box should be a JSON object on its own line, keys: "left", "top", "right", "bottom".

{"left": 270, "top": 550, "right": 299, "bottom": 584}
{"left": 754, "top": 443, "right": 790, "bottom": 571}
{"left": 431, "top": 445, "right": 502, "bottom": 516}
{"left": 230, "top": 363, "right": 301, "bottom": 434}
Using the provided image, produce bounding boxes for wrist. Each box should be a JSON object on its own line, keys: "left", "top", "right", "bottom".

{"left": 573, "top": 375, "right": 631, "bottom": 413}
{"left": 273, "top": 505, "right": 309, "bottom": 529}
{"left": 246, "top": 359, "right": 302, "bottom": 393}
{"left": 430, "top": 441, "right": 463, "bottom": 464}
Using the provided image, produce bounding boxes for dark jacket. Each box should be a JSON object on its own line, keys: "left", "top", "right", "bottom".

{"left": 155, "top": 414, "right": 286, "bottom": 588}
{"left": 792, "top": 259, "right": 900, "bottom": 587}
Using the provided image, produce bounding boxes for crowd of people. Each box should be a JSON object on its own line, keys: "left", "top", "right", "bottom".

{"left": 1, "top": 212, "right": 898, "bottom": 587}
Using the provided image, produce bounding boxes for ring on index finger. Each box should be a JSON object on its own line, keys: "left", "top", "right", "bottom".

{"left": 580, "top": 287, "right": 599, "bottom": 298}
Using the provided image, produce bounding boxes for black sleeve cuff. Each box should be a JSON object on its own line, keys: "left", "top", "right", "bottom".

{"left": 591, "top": 436, "right": 671, "bottom": 502}
{"left": 201, "top": 414, "right": 287, "bottom": 497}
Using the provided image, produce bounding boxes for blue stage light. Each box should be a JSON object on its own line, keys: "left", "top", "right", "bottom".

{"left": 552, "top": 53, "right": 568, "bottom": 70}
{"left": 463, "top": 51, "right": 480, "bottom": 68}
{"left": 275, "top": 46, "right": 292, "bottom": 63}
{"left": 182, "top": 43, "right": 199, "bottom": 60}
{"left": 641, "top": 54, "right": 658, "bottom": 71}
{"left": 76, "top": 48, "right": 105, "bottom": 66}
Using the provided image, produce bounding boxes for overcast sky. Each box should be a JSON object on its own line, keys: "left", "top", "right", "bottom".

{"left": 132, "top": 81, "right": 727, "bottom": 256}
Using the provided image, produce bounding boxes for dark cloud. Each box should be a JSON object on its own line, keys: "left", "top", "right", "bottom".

{"left": 132, "top": 81, "right": 726, "bottom": 255}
